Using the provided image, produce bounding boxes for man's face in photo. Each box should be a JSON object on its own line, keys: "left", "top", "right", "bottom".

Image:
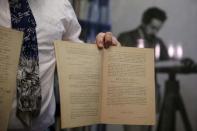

{"left": 144, "top": 18, "right": 164, "bottom": 37}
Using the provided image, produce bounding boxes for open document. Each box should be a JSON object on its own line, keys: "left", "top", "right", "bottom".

{"left": 0, "top": 26, "right": 23, "bottom": 131}
{"left": 54, "top": 41, "right": 155, "bottom": 128}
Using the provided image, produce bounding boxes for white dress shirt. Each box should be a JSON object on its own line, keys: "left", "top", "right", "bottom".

{"left": 0, "top": 0, "right": 82, "bottom": 130}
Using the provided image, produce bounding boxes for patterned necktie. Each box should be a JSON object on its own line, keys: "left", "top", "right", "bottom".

{"left": 9, "top": 0, "right": 42, "bottom": 127}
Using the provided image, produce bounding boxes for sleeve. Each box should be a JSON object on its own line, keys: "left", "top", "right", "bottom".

{"left": 117, "top": 32, "right": 132, "bottom": 47}
{"left": 159, "top": 39, "right": 169, "bottom": 61}
{"left": 61, "top": 0, "right": 83, "bottom": 43}
{"left": 118, "top": 33, "right": 127, "bottom": 46}
{"left": 118, "top": 31, "right": 137, "bottom": 47}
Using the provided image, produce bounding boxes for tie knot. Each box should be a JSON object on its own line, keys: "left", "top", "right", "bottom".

{"left": 9, "top": 0, "right": 28, "bottom": 6}
{"left": 9, "top": 0, "right": 36, "bottom": 29}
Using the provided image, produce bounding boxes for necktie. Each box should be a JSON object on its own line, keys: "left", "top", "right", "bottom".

{"left": 9, "top": 0, "right": 42, "bottom": 127}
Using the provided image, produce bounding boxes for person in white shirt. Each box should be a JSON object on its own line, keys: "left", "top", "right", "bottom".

{"left": 0, "top": 0, "right": 119, "bottom": 130}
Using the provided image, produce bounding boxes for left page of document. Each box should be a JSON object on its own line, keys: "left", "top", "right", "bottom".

{"left": 0, "top": 26, "right": 23, "bottom": 131}
{"left": 54, "top": 41, "right": 102, "bottom": 128}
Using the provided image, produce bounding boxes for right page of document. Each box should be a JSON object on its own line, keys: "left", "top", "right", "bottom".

{"left": 101, "top": 47, "right": 155, "bottom": 125}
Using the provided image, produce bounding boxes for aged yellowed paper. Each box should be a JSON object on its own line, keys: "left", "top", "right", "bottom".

{"left": 101, "top": 47, "right": 155, "bottom": 125}
{"left": 54, "top": 41, "right": 102, "bottom": 128}
{"left": 54, "top": 41, "right": 155, "bottom": 128}
{"left": 0, "top": 26, "right": 23, "bottom": 131}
